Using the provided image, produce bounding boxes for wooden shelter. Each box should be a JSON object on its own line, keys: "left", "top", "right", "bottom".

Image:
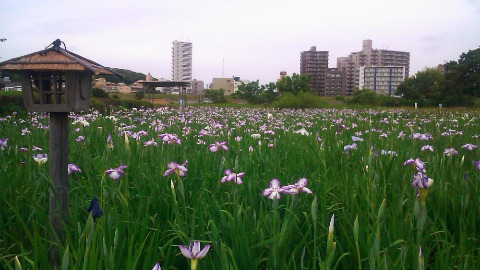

{"left": 0, "top": 39, "right": 121, "bottom": 112}
{"left": 0, "top": 39, "right": 122, "bottom": 265}
{"left": 138, "top": 80, "right": 190, "bottom": 105}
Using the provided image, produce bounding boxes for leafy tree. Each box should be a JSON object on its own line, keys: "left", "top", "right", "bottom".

{"left": 233, "top": 81, "right": 278, "bottom": 104}
{"left": 0, "top": 71, "right": 21, "bottom": 82}
{"left": 205, "top": 89, "right": 227, "bottom": 103}
{"left": 396, "top": 68, "right": 445, "bottom": 104}
{"left": 445, "top": 47, "right": 480, "bottom": 97}
{"left": 396, "top": 46, "right": 479, "bottom": 107}
{"left": 91, "top": 87, "right": 109, "bottom": 98}
{"left": 276, "top": 73, "right": 311, "bottom": 95}
{"left": 233, "top": 81, "right": 264, "bottom": 103}
{"left": 135, "top": 90, "right": 145, "bottom": 100}
{"left": 261, "top": 82, "right": 278, "bottom": 103}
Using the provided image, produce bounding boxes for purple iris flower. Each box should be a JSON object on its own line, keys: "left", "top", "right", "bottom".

{"left": 351, "top": 136, "right": 363, "bottom": 142}
{"left": 344, "top": 143, "right": 357, "bottom": 151}
{"left": 462, "top": 144, "right": 477, "bottom": 151}
{"left": 262, "top": 179, "right": 284, "bottom": 200}
{"left": 21, "top": 128, "right": 30, "bottom": 136}
{"left": 105, "top": 165, "right": 127, "bottom": 180}
{"left": 33, "top": 153, "right": 48, "bottom": 165}
{"left": 208, "top": 141, "right": 228, "bottom": 152}
{"left": 344, "top": 143, "right": 357, "bottom": 155}
{"left": 0, "top": 138, "right": 7, "bottom": 150}
{"left": 68, "top": 163, "right": 82, "bottom": 175}
{"left": 221, "top": 169, "right": 244, "bottom": 185}
{"left": 178, "top": 241, "right": 211, "bottom": 260}
{"left": 475, "top": 161, "right": 480, "bottom": 171}
{"left": 421, "top": 145, "right": 434, "bottom": 152}
{"left": 403, "top": 158, "right": 426, "bottom": 172}
{"left": 281, "top": 178, "right": 313, "bottom": 194}
{"left": 107, "top": 133, "right": 114, "bottom": 149}
{"left": 152, "top": 262, "right": 161, "bottom": 270}
{"left": 87, "top": 197, "right": 103, "bottom": 218}
{"left": 163, "top": 159, "right": 188, "bottom": 177}
{"left": 444, "top": 148, "right": 458, "bottom": 156}
{"left": 143, "top": 139, "right": 158, "bottom": 146}
{"left": 412, "top": 172, "right": 433, "bottom": 189}
{"left": 75, "top": 136, "right": 85, "bottom": 143}
{"left": 32, "top": 145, "right": 43, "bottom": 151}
{"left": 158, "top": 133, "right": 181, "bottom": 144}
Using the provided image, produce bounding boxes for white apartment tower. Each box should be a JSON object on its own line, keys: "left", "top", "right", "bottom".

{"left": 358, "top": 66, "right": 406, "bottom": 95}
{"left": 172, "top": 40, "right": 192, "bottom": 82}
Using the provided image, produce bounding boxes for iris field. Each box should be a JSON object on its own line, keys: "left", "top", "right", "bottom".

{"left": 0, "top": 107, "right": 479, "bottom": 269}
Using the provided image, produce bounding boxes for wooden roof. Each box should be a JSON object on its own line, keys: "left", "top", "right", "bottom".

{"left": 0, "top": 40, "right": 122, "bottom": 76}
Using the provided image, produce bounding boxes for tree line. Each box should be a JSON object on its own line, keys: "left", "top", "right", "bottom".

{"left": 396, "top": 46, "right": 480, "bottom": 107}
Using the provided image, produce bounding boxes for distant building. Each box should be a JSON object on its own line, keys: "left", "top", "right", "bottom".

{"left": 278, "top": 71, "right": 287, "bottom": 82}
{"left": 337, "top": 39, "right": 410, "bottom": 95}
{"left": 117, "top": 83, "right": 132, "bottom": 93}
{"left": 94, "top": 78, "right": 107, "bottom": 89}
{"left": 172, "top": 40, "right": 192, "bottom": 90}
{"left": 130, "top": 81, "right": 143, "bottom": 93}
{"left": 358, "top": 66, "right": 406, "bottom": 95}
{"left": 191, "top": 79, "right": 204, "bottom": 95}
{"left": 210, "top": 78, "right": 235, "bottom": 95}
{"left": 300, "top": 46, "right": 329, "bottom": 95}
{"left": 325, "top": 68, "right": 346, "bottom": 96}
{"left": 233, "top": 77, "right": 250, "bottom": 93}
{"left": 1, "top": 77, "right": 22, "bottom": 91}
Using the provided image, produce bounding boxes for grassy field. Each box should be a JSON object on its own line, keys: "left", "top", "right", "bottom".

{"left": 0, "top": 107, "right": 479, "bottom": 269}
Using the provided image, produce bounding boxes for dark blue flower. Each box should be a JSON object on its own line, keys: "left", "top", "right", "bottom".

{"left": 88, "top": 197, "right": 103, "bottom": 218}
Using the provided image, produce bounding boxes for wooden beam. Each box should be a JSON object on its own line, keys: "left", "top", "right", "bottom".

{"left": 48, "top": 112, "right": 69, "bottom": 265}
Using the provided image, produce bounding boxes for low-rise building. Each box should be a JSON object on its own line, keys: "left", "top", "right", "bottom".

{"left": 210, "top": 78, "right": 235, "bottom": 95}
{"left": 117, "top": 83, "right": 132, "bottom": 93}
{"left": 191, "top": 79, "right": 204, "bottom": 94}
{"left": 1, "top": 77, "right": 22, "bottom": 91}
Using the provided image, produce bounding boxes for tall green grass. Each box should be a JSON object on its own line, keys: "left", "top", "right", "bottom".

{"left": 0, "top": 108, "right": 479, "bottom": 269}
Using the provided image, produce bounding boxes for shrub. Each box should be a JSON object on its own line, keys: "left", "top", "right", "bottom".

{"left": 205, "top": 89, "right": 227, "bottom": 103}
{"left": 91, "top": 88, "right": 109, "bottom": 98}
{"left": 135, "top": 91, "right": 145, "bottom": 100}
{"left": 0, "top": 93, "right": 25, "bottom": 115}
{"left": 272, "top": 92, "right": 328, "bottom": 109}
{"left": 89, "top": 97, "right": 106, "bottom": 113}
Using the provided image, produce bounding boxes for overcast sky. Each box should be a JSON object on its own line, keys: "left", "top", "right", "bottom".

{"left": 1, "top": 0, "right": 479, "bottom": 84}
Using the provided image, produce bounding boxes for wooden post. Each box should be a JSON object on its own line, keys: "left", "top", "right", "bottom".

{"left": 48, "top": 112, "right": 69, "bottom": 265}
{"left": 183, "top": 86, "right": 187, "bottom": 108}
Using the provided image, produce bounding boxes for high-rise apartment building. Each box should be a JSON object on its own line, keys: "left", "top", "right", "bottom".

{"left": 337, "top": 40, "right": 410, "bottom": 95}
{"left": 325, "top": 68, "right": 347, "bottom": 96}
{"left": 172, "top": 40, "right": 192, "bottom": 83}
{"left": 358, "top": 66, "right": 405, "bottom": 95}
{"left": 300, "top": 46, "right": 329, "bottom": 95}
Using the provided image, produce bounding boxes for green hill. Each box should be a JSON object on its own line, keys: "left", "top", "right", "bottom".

{"left": 96, "top": 68, "right": 157, "bottom": 85}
